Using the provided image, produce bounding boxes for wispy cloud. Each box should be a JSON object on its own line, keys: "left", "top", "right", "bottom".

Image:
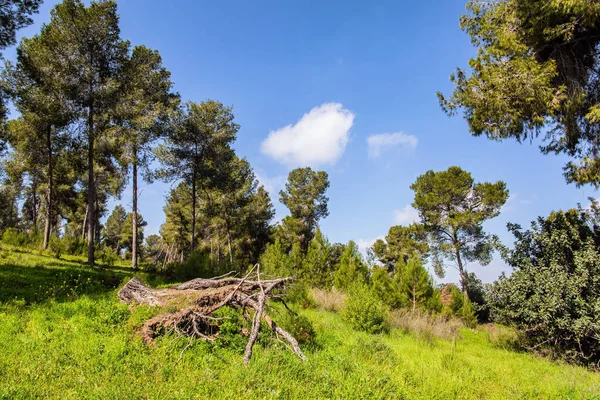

{"left": 254, "top": 171, "right": 286, "bottom": 198}
{"left": 356, "top": 235, "right": 385, "bottom": 253}
{"left": 393, "top": 205, "right": 419, "bottom": 225}
{"left": 367, "top": 132, "right": 418, "bottom": 159}
{"left": 260, "top": 103, "right": 354, "bottom": 167}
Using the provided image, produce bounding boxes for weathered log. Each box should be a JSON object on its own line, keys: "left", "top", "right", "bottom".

{"left": 117, "top": 268, "right": 306, "bottom": 364}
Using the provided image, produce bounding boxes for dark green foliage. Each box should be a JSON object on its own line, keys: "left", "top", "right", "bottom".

{"left": 343, "top": 283, "right": 389, "bottom": 334}
{"left": 411, "top": 166, "right": 508, "bottom": 296}
{"left": 48, "top": 234, "right": 64, "bottom": 259}
{"left": 279, "top": 167, "right": 329, "bottom": 250}
{"left": 465, "top": 272, "right": 489, "bottom": 322}
{"left": 284, "top": 281, "right": 315, "bottom": 309}
{"left": 333, "top": 241, "right": 368, "bottom": 290}
{"left": 169, "top": 250, "right": 229, "bottom": 281}
{"left": 370, "top": 266, "right": 404, "bottom": 309}
{"left": 102, "top": 205, "right": 126, "bottom": 253}
{"left": 488, "top": 204, "right": 600, "bottom": 364}
{"left": 0, "top": 0, "right": 42, "bottom": 52}
{"left": 400, "top": 257, "right": 436, "bottom": 312}
{"left": 1, "top": 228, "right": 31, "bottom": 247}
{"left": 300, "top": 229, "right": 337, "bottom": 287}
{"left": 155, "top": 100, "right": 238, "bottom": 253}
{"left": 372, "top": 223, "right": 428, "bottom": 273}
{"left": 278, "top": 312, "right": 317, "bottom": 345}
{"left": 439, "top": 0, "right": 600, "bottom": 186}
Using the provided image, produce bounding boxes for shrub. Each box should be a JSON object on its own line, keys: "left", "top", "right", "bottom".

{"left": 2, "top": 228, "right": 31, "bottom": 247}
{"left": 284, "top": 281, "right": 315, "bottom": 309}
{"left": 95, "top": 249, "right": 117, "bottom": 267}
{"left": 342, "top": 284, "right": 389, "bottom": 334}
{"left": 63, "top": 235, "right": 87, "bottom": 256}
{"left": 309, "top": 288, "right": 347, "bottom": 312}
{"left": 370, "top": 266, "right": 404, "bottom": 308}
{"left": 48, "top": 234, "right": 65, "bottom": 259}
{"left": 489, "top": 206, "right": 600, "bottom": 365}
{"left": 388, "top": 309, "right": 462, "bottom": 342}
{"left": 448, "top": 285, "right": 477, "bottom": 328}
{"left": 279, "top": 312, "right": 316, "bottom": 345}
{"left": 170, "top": 251, "right": 215, "bottom": 281}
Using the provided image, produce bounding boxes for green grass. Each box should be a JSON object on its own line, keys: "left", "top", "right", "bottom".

{"left": 0, "top": 247, "right": 599, "bottom": 399}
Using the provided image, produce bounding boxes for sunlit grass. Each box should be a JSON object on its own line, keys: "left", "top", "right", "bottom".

{"left": 0, "top": 247, "right": 598, "bottom": 399}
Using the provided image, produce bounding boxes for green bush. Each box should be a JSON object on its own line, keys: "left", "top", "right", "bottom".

{"left": 279, "top": 312, "right": 317, "bottom": 345}
{"left": 95, "top": 249, "right": 117, "bottom": 267}
{"left": 170, "top": 251, "right": 215, "bottom": 280}
{"left": 284, "top": 281, "right": 315, "bottom": 309}
{"left": 343, "top": 284, "right": 389, "bottom": 334}
{"left": 63, "top": 235, "right": 87, "bottom": 256}
{"left": 48, "top": 235, "right": 65, "bottom": 259}
{"left": 2, "top": 228, "right": 31, "bottom": 247}
{"left": 489, "top": 206, "right": 600, "bottom": 365}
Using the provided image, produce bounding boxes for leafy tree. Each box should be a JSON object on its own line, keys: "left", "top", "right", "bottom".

{"left": 117, "top": 45, "right": 177, "bottom": 268}
{"left": 333, "top": 241, "right": 369, "bottom": 290}
{"left": 438, "top": 0, "right": 600, "bottom": 187}
{"left": 411, "top": 166, "right": 508, "bottom": 297}
{"left": 279, "top": 167, "right": 329, "bottom": 251}
{"left": 0, "top": 0, "right": 43, "bottom": 139}
{"left": 0, "top": 0, "right": 42, "bottom": 53}
{"left": 160, "top": 182, "right": 192, "bottom": 263}
{"left": 21, "top": 0, "right": 130, "bottom": 264}
{"left": 102, "top": 204, "right": 126, "bottom": 254}
{"left": 120, "top": 211, "right": 147, "bottom": 258}
{"left": 155, "top": 100, "right": 238, "bottom": 252}
{"left": 464, "top": 271, "right": 489, "bottom": 322}
{"left": 372, "top": 223, "right": 428, "bottom": 273}
{"left": 301, "top": 229, "right": 334, "bottom": 287}
{"left": 5, "top": 36, "right": 75, "bottom": 248}
{"left": 400, "top": 257, "right": 435, "bottom": 312}
{"left": 371, "top": 266, "right": 404, "bottom": 309}
{"left": 488, "top": 204, "right": 600, "bottom": 364}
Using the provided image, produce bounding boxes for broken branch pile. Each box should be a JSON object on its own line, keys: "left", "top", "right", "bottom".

{"left": 117, "top": 266, "right": 306, "bottom": 364}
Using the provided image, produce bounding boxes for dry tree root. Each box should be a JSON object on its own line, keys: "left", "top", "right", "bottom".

{"left": 117, "top": 266, "right": 306, "bottom": 364}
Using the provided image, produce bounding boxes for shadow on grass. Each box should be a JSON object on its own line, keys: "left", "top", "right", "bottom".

{"left": 0, "top": 261, "right": 130, "bottom": 304}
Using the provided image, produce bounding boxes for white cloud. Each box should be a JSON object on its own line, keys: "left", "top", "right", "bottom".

{"left": 254, "top": 171, "right": 286, "bottom": 198}
{"left": 260, "top": 103, "right": 354, "bottom": 167}
{"left": 367, "top": 132, "right": 418, "bottom": 159}
{"left": 356, "top": 235, "right": 385, "bottom": 253}
{"left": 393, "top": 205, "right": 419, "bottom": 225}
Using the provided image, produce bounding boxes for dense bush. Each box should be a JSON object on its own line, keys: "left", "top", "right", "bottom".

{"left": 488, "top": 206, "right": 600, "bottom": 364}
{"left": 95, "top": 248, "right": 117, "bottom": 267}
{"left": 2, "top": 228, "right": 32, "bottom": 247}
{"left": 342, "top": 284, "right": 389, "bottom": 334}
{"left": 169, "top": 251, "right": 231, "bottom": 281}
{"left": 448, "top": 285, "right": 477, "bottom": 328}
{"left": 279, "top": 312, "right": 317, "bottom": 345}
{"left": 48, "top": 234, "right": 65, "bottom": 259}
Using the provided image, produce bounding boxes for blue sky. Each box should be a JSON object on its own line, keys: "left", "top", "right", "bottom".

{"left": 6, "top": 0, "right": 599, "bottom": 283}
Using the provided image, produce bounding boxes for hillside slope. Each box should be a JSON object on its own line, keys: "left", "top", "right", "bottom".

{"left": 0, "top": 247, "right": 598, "bottom": 399}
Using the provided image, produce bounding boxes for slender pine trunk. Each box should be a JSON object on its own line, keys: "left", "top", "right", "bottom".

{"left": 81, "top": 204, "right": 88, "bottom": 239}
{"left": 131, "top": 154, "right": 138, "bottom": 269}
{"left": 190, "top": 171, "right": 197, "bottom": 252}
{"left": 43, "top": 125, "right": 54, "bottom": 249}
{"left": 87, "top": 104, "right": 95, "bottom": 266}
{"left": 453, "top": 234, "right": 468, "bottom": 300}
{"left": 224, "top": 210, "right": 233, "bottom": 265}
{"left": 31, "top": 176, "right": 37, "bottom": 231}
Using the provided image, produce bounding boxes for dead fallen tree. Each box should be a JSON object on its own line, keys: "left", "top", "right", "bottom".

{"left": 117, "top": 266, "right": 306, "bottom": 364}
